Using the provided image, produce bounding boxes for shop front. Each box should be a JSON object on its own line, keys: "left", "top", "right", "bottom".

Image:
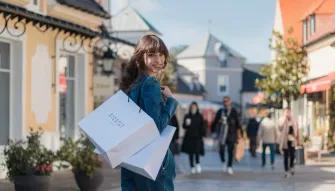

{"left": 301, "top": 72, "right": 335, "bottom": 150}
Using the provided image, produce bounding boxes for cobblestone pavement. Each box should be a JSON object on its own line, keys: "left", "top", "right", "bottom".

{"left": 1, "top": 143, "right": 335, "bottom": 191}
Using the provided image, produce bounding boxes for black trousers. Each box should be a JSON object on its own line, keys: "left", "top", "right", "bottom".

{"left": 189, "top": 153, "right": 200, "bottom": 167}
{"left": 219, "top": 140, "right": 235, "bottom": 167}
{"left": 249, "top": 136, "right": 257, "bottom": 157}
{"left": 283, "top": 141, "right": 295, "bottom": 172}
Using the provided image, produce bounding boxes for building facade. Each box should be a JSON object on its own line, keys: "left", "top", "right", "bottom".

{"left": 273, "top": 0, "right": 335, "bottom": 149}
{"left": 0, "top": 0, "right": 110, "bottom": 178}
{"left": 177, "top": 33, "right": 246, "bottom": 104}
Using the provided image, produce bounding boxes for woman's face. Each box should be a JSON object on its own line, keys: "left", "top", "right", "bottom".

{"left": 191, "top": 104, "right": 198, "bottom": 114}
{"left": 143, "top": 52, "right": 165, "bottom": 76}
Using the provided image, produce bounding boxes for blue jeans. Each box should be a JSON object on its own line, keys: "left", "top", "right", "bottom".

{"left": 262, "top": 143, "right": 275, "bottom": 166}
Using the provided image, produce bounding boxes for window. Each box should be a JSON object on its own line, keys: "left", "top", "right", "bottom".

{"left": 59, "top": 55, "right": 76, "bottom": 138}
{"left": 0, "top": 42, "right": 10, "bottom": 145}
{"left": 310, "top": 15, "right": 316, "bottom": 34}
{"left": 33, "top": 0, "right": 38, "bottom": 6}
{"left": 217, "top": 75, "right": 229, "bottom": 95}
{"left": 303, "top": 20, "right": 308, "bottom": 42}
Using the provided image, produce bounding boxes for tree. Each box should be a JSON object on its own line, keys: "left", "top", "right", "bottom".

{"left": 159, "top": 53, "right": 177, "bottom": 92}
{"left": 256, "top": 31, "right": 309, "bottom": 107}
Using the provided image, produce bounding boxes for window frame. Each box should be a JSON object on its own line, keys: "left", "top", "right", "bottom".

{"left": 217, "top": 75, "right": 229, "bottom": 96}
{"left": 0, "top": 40, "right": 12, "bottom": 146}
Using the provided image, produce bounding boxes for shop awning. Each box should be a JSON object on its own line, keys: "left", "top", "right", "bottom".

{"left": 300, "top": 72, "right": 335, "bottom": 94}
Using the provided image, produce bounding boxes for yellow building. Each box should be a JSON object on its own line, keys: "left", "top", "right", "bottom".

{"left": 0, "top": 0, "right": 112, "bottom": 154}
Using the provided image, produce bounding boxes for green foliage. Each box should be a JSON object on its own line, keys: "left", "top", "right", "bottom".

{"left": 4, "top": 128, "right": 55, "bottom": 181}
{"left": 57, "top": 136, "right": 102, "bottom": 176}
{"left": 256, "top": 31, "right": 309, "bottom": 107}
{"left": 160, "top": 53, "right": 177, "bottom": 92}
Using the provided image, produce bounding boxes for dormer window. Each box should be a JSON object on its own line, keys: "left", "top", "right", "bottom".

{"left": 310, "top": 15, "right": 316, "bottom": 34}
{"left": 303, "top": 19, "right": 308, "bottom": 43}
{"left": 215, "top": 42, "right": 228, "bottom": 67}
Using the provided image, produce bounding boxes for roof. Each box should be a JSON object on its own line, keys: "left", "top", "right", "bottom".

{"left": 305, "top": 14, "right": 335, "bottom": 46}
{"left": 56, "top": 0, "right": 110, "bottom": 19}
{"left": 111, "top": 7, "right": 161, "bottom": 34}
{"left": 302, "top": 0, "right": 335, "bottom": 46}
{"left": 277, "top": 0, "right": 316, "bottom": 44}
{"left": 301, "top": 0, "right": 335, "bottom": 19}
{"left": 242, "top": 64, "right": 264, "bottom": 92}
{"left": 176, "top": 33, "right": 244, "bottom": 59}
{"left": 0, "top": 1, "right": 99, "bottom": 38}
{"left": 176, "top": 64, "right": 194, "bottom": 75}
{"left": 176, "top": 77, "right": 206, "bottom": 96}
{"left": 176, "top": 64, "right": 206, "bottom": 95}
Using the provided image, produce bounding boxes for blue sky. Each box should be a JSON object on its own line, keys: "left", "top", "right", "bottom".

{"left": 111, "top": 0, "right": 276, "bottom": 63}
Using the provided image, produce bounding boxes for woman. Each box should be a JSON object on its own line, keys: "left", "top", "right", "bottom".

{"left": 181, "top": 102, "right": 205, "bottom": 174}
{"left": 258, "top": 109, "right": 277, "bottom": 169}
{"left": 120, "top": 34, "right": 178, "bottom": 190}
{"left": 279, "top": 108, "right": 300, "bottom": 178}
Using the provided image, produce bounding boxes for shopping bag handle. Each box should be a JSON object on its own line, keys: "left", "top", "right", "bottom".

{"left": 127, "top": 76, "right": 148, "bottom": 113}
{"left": 127, "top": 95, "right": 142, "bottom": 113}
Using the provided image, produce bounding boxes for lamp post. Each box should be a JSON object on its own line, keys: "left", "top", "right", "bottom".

{"left": 100, "top": 47, "right": 116, "bottom": 76}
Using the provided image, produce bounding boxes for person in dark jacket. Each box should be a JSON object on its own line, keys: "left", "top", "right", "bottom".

{"left": 211, "top": 96, "right": 242, "bottom": 175}
{"left": 169, "top": 115, "right": 180, "bottom": 155}
{"left": 181, "top": 102, "right": 205, "bottom": 174}
{"left": 247, "top": 109, "right": 262, "bottom": 157}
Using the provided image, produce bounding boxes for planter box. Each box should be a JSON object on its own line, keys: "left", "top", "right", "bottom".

{"left": 14, "top": 175, "right": 50, "bottom": 191}
{"left": 74, "top": 168, "right": 104, "bottom": 191}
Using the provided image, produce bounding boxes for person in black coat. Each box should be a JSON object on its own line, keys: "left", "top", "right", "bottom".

{"left": 169, "top": 115, "right": 180, "bottom": 155}
{"left": 211, "top": 96, "right": 242, "bottom": 175}
{"left": 181, "top": 102, "right": 205, "bottom": 174}
{"left": 246, "top": 111, "right": 262, "bottom": 157}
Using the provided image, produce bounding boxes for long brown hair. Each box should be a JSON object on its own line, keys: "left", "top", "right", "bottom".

{"left": 120, "top": 34, "right": 169, "bottom": 91}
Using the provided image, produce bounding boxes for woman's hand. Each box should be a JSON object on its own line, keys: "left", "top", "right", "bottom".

{"left": 161, "top": 86, "right": 174, "bottom": 98}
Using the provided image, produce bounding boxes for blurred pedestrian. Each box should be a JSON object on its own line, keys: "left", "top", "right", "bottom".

{"left": 169, "top": 115, "right": 180, "bottom": 155}
{"left": 246, "top": 108, "right": 261, "bottom": 157}
{"left": 181, "top": 102, "right": 205, "bottom": 174}
{"left": 258, "top": 108, "right": 277, "bottom": 169}
{"left": 212, "top": 96, "right": 242, "bottom": 175}
{"left": 279, "top": 108, "right": 300, "bottom": 178}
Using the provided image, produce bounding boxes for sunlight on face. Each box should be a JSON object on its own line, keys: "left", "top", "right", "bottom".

{"left": 144, "top": 52, "right": 165, "bottom": 75}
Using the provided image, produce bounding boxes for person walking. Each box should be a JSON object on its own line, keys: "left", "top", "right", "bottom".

{"left": 212, "top": 96, "right": 242, "bottom": 175}
{"left": 120, "top": 34, "right": 178, "bottom": 191}
{"left": 246, "top": 109, "right": 261, "bottom": 157}
{"left": 258, "top": 108, "right": 277, "bottom": 169}
{"left": 181, "top": 102, "right": 205, "bottom": 174}
{"left": 279, "top": 108, "right": 300, "bottom": 178}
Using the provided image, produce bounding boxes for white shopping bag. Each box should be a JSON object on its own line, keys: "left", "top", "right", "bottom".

{"left": 79, "top": 90, "right": 159, "bottom": 168}
{"left": 120, "top": 125, "right": 176, "bottom": 180}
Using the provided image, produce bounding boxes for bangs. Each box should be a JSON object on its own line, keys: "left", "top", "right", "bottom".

{"left": 142, "top": 35, "right": 169, "bottom": 56}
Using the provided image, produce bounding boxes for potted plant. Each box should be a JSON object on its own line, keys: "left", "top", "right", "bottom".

{"left": 3, "top": 129, "right": 55, "bottom": 191}
{"left": 57, "top": 136, "right": 103, "bottom": 191}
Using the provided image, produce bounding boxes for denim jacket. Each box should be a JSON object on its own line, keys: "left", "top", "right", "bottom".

{"left": 121, "top": 75, "right": 178, "bottom": 191}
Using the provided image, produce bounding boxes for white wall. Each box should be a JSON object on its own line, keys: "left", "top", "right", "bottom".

{"left": 307, "top": 45, "right": 335, "bottom": 80}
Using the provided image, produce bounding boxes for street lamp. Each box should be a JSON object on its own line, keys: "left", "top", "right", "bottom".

{"left": 101, "top": 47, "right": 116, "bottom": 75}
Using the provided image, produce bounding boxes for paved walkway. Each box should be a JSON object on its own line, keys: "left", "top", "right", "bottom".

{"left": 1, "top": 145, "right": 335, "bottom": 191}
